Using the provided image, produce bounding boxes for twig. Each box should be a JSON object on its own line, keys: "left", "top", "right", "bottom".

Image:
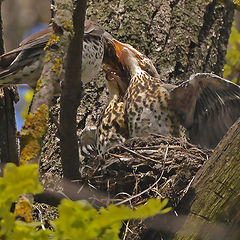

{"left": 120, "top": 145, "right": 161, "bottom": 164}
{"left": 123, "top": 220, "right": 131, "bottom": 240}
{"left": 108, "top": 153, "right": 131, "bottom": 159}
{"left": 115, "top": 145, "right": 169, "bottom": 206}
{"left": 34, "top": 205, "right": 46, "bottom": 231}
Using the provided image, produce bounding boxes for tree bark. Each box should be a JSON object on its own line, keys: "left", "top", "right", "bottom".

{"left": 38, "top": 1, "right": 236, "bottom": 233}
{"left": 174, "top": 117, "right": 240, "bottom": 240}
{"left": 87, "top": 0, "right": 233, "bottom": 83}
{"left": 39, "top": 0, "right": 234, "bottom": 167}
{"left": 60, "top": 0, "right": 87, "bottom": 180}
{"left": 0, "top": 0, "right": 18, "bottom": 166}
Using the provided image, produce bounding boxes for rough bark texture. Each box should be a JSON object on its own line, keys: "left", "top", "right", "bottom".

{"left": 37, "top": 1, "right": 235, "bottom": 238}
{"left": 39, "top": 0, "right": 234, "bottom": 172}
{"left": 174, "top": 118, "right": 240, "bottom": 240}
{"left": 0, "top": 0, "right": 18, "bottom": 166}
{"left": 87, "top": 0, "right": 233, "bottom": 83}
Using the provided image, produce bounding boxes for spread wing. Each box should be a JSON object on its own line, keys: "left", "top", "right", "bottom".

{"left": 170, "top": 73, "right": 240, "bottom": 149}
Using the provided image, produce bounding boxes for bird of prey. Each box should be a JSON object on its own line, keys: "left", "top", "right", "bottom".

{"left": 0, "top": 20, "right": 110, "bottom": 88}
{"left": 95, "top": 39, "right": 240, "bottom": 155}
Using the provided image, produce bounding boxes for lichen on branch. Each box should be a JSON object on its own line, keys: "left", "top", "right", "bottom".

{"left": 20, "top": 0, "right": 75, "bottom": 166}
{"left": 20, "top": 104, "right": 49, "bottom": 165}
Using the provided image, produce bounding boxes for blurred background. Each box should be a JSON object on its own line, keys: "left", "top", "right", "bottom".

{"left": 2, "top": 0, "right": 50, "bottom": 130}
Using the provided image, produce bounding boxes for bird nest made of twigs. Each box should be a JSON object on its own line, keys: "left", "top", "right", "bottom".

{"left": 80, "top": 134, "right": 211, "bottom": 208}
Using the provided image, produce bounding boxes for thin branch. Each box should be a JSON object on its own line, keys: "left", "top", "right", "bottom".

{"left": 20, "top": 0, "right": 74, "bottom": 165}
{"left": 120, "top": 145, "right": 161, "bottom": 164}
{"left": 59, "top": 0, "right": 87, "bottom": 180}
{"left": 34, "top": 178, "right": 108, "bottom": 209}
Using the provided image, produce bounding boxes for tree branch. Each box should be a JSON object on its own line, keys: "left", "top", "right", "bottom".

{"left": 0, "top": 0, "right": 18, "bottom": 165}
{"left": 174, "top": 117, "right": 240, "bottom": 239}
{"left": 60, "top": 0, "right": 87, "bottom": 180}
{"left": 19, "top": 0, "right": 74, "bottom": 165}
{"left": 34, "top": 178, "right": 108, "bottom": 209}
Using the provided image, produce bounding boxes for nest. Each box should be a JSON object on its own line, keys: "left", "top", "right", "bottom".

{"left": 78, "top": 134, "right": 211, "bottom": 239}
{"left": 37, "top": 133, "right": 211, "bottom": 239}
{"left": 81, "top": 134, "right": 211, "bottom": 207}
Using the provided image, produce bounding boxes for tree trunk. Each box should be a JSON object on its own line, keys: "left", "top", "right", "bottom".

{"left": 38, "top": 3, "right": 237, "bottom": 238}
{"left": 87, "top": 0, "right": 233, "bottom": 83}
{"left": 0, "top": 0, "right": 18, "bottom": 167}
{"left": 174, "top": 117, "right": 240, "bottom": 240}
{"left": 39, "top": 0, "right": 234, "bottom": 177}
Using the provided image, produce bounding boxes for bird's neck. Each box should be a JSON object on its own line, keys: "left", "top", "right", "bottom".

{"left": 130, "top": 70, "right": 152, "bottom": 87}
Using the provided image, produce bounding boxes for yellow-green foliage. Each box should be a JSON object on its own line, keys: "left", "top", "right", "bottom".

{"left": 20, "top": 104, "right": 49, "bottom": 165}
{"left": 233, "top": 0, "right": 240, "bottom": 7}
{"left": 0, "top": 163, "right": 171, "bottom": 240}
{"left": 224, "top": 20, "right": 240, "bottom": 84}
{"left": 53, "top": 198, "right": 171, "bottom": 240}
{"left": 0, "top": 164, "right": 46, "bottom": 240}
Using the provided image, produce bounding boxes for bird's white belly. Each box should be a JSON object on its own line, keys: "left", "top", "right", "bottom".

{"left": 131, "top": 107, "right": 171, "bottom": 137}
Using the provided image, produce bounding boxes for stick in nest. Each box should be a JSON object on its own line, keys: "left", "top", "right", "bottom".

{"left": 115, "top": 145, "right": 169, "bottom": 206}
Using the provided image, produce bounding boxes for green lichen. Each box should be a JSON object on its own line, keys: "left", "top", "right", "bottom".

{"left": 52, "top": 58, "right": 63, "bottom": 76}
{"left": 35, "top": 78, "right": 43, "bottom": 92}
{"left": 20, "top": 104, "right": 49, "bottom": 165}
{"left": 44, "top": 33, "right": 60, "bottom": 51}
{"left": 14, "top": 199, "right": 33, "bottom": 223}
{"left": 44, "top": 52, "right": 52, "bottom": 63}
{"left": 63, "top": 19, "right": 74, "bottom": 35}
{"left": 57, "top": 2, "right": 74, "bottom": 11}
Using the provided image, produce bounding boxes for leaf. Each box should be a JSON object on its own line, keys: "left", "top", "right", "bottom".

{"left": 223, "top": 21, "right": 240, "bottom": 84}
{"left": 54, "top": 198, "right": 171, "bottom": 240}
{"left": 0, "top": 163, "right": 43, "bottom": 206}
{"left": 21, "top": 88, "right": 34, "bottom": 120}
{"left": 0, "top": 164, "right": 171, "bottom": 240}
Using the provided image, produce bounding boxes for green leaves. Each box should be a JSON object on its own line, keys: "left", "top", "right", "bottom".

{"left": 0, "top": 163, "right": 43, "bottom": 205}
{"left": 224, "top": 21, "right": 240, "bottom": 85}
{"left": 0, "top": 163, "right": 171, "bottom": 240}
{"left": 0, "top": 163, "right": 45, "bottom": 240}
{"left": 53, "top": 198, "right": 171, "bottom": 240}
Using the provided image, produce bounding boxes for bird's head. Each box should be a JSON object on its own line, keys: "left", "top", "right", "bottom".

{"left": 102, "top": 36, "right": 159, "bottom": 99}
{"left": 112, "top": 39, "right": 159, "bottom": 79}
{"left": 102, "top": 34, "right": 130, "bottom": 99}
